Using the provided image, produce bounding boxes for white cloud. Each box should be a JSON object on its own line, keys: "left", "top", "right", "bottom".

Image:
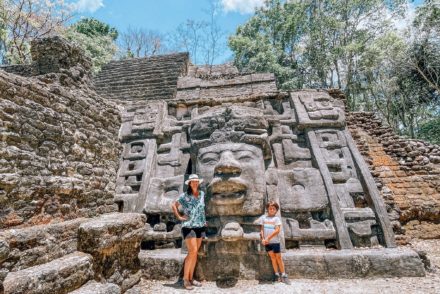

{"left": 74, "top": 0, "right": 104, "bottom": 13}
{"left": 221, "top": 0, "right": 266, "bottom": 14}
{"left": 392, "top": 3, "right": 416, "bottom": 31}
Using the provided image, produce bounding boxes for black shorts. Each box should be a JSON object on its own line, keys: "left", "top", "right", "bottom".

{"left": 182, "top": 227, "right": 206, "bottom": 239}
{"left": 265, "top": 243, "right": 281, "bottom": 253}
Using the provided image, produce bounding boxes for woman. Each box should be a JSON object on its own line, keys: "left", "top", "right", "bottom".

{"left": 171, "top": 174, "right": 206, "bottom": 290}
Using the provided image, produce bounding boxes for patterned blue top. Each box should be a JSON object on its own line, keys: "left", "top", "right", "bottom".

{"left": 177, "top": 191, "right": 206, "bottom": 228}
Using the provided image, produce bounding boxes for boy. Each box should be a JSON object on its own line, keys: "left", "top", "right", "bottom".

{"left": 256, "top": 201, "right": 291, "bottom": 284}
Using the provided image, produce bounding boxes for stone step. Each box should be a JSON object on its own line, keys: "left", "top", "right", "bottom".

{"left": 96, "top": 87, "right": 176, "bottom": 97}
{"left": 101, "top": 53, "right": 187, "bottom": 68}
{"left": 139, "top": 248, "right": 185, "bottom": 280}
{"left": 139, "top": 247, "right": 425, "bottom": 281}
{"left": 69, "top": 281, "right": 121, "bottom": 294}
{"left": 97, "top": 90, "right": 174, "bottom": 100}
{"left": 101, "top": 56, "right": 187, "bottom": 67}
{"left": 98, "top": 59, "right": 186, "bottom": 73}
{"left": 3, "top": 252, "right": 94, "bottom": 294}
{"left": 95, "top": 78, "right": 177, "bottom": 89}
{"left": 96, "top": 88, "right": 176, "bottom": 99}
{"left": 94, "top": 66, "right": 182, "bottom": 81}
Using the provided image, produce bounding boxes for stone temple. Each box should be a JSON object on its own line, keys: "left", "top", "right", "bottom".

{"left": 1, "top": 37, "right": 439, "bottom": 293}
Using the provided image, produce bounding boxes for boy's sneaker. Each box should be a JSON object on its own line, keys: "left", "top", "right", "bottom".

{"left": 273, "top": 273, "right": 281, "bottom": 283}
{"left": 281, "top": 274, "right": 291, "bottom": 285}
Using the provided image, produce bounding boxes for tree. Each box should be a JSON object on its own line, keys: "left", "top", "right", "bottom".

{"left": 172, "top": 19, "right": 208, "bottom": 64}
{"left": 171, "top": 0, "right": 226, "bottom": 65}
{"left": 418, "top": 117, "right": 440, "bottom": 145}
{"left": 229, "top": 0, "right": 405, "bottom": 100}
{"left": 64, "top": 18, "right": 118, "bottom": 73}
{"left": 0, "top": 0, "right": 7, "bottom": 63}
{"left": 228, "top": 0, "right": 440, "bottom": 142}
{"left": 2, "top": 0, "right": 73, "bottom": 64}
{"left": 73, "top": 17, "right": 118, "bottom": 41}
{"left": 118, "top": 27, "right": 167, "bottom": 58}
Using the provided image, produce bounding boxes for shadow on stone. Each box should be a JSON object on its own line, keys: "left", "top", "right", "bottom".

{"left": 163, "top": 280, "right": 183, "bottom": 289}
{"left": 216, "top": 278, "right": 238, "bottom": 288}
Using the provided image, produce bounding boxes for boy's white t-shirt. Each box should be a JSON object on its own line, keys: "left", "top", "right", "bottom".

{"left": 256, "top": 215, "right": 282, "bottom": 244}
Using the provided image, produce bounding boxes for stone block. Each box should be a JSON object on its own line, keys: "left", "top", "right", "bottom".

{"left": 78, "top": 213, "right": 145, "bottom": 285}
{"left": 139, "top": 248, "right": 185, "bottom": 280}
{"left": 31, "top": 36, "right": 92, "bottom": 74}
{"left": 0, "top": 218, "right": 88, "bottom": 278}
{"left": 69, "top": 281, "right": 121, "bottom": 294}
{"left": 140, "top": 247, "right": 424, "bottom": 280}
{"left": 3, "top": 252, "right": 93, "bottom": 294}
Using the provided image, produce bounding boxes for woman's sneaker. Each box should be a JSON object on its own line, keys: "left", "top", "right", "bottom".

{"left": 281, "top": 273, "right": 291, "bottom": 285}
{"left": 191, "top": 280, "right": 202, "bottom": 287}
{"left": 273, "top": 273, "right": 281, "bottom": 283}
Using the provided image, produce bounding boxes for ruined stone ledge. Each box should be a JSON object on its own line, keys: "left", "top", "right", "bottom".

{"left": 3, "top": 252, "right": 93, "bottom": 294}
{"left": 139, "top": 248, "right": 185, "bottom": 280}
{"left": 0, "top": 218, "right": 88, "bottom": 276}
{"left": 139, "top": 247, "right": 425, "bottom": 280}
{"left": 69, "top": 281, "right": 121, "bottom": 294}
{"left": 77, "top": 213, "right": 145, "bottom": 288}
{"left": 78, "top": 213, "right": 145, "bottom": 253}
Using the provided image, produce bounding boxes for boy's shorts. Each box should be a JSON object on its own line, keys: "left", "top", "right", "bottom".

{"left": 265, "top": 243, "right": 281, "bottom": 253}
{"left": 182, "top": 227, "right": 206, "bottom": 239}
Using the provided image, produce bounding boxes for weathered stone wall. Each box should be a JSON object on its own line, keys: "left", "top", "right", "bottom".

{"left": 326, "top": 90, "right": 440, "bottom": 241}
{"left": 0, "top": 68, "right": 121, "bottom": 229}
{"left": 347, "top": 112, "right": 440, "bottom": 242}
{"left": 0, "top": 36, "right": 92, "bottom": 78}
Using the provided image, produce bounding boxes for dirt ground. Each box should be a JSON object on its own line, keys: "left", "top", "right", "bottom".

{"left": 134, "top": 239, "right": 440, "bottom": 294}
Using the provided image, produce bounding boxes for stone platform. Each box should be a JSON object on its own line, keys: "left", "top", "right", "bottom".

{"left": 139, "top": 247, "right": 425, "bottom": 281}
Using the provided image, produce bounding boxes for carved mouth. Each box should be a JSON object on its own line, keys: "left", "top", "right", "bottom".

{"left": 209, "top": 178, "right": 247, "bottom": 205}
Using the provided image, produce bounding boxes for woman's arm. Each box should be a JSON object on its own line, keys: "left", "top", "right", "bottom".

{"left": 171, "top": 201, "right": 187, "bottom": 221}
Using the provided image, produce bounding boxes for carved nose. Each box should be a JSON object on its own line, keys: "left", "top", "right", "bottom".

{"left": 214, "top": 151, "right": 241, "bottom": 175}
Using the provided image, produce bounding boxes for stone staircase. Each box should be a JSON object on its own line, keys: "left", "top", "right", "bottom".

{"left": 93, "top": 53, "right": 189, "bottom": 103}
{"left": 0, "top": 213, "right": 145, "bottom": 294}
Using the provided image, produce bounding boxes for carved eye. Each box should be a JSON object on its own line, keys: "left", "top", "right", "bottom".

{"left": 238, "top": 155, "right": 252, "bottom": 161}
{"left": 164, "top": 189, "right": 179, "bottom": 198}
{"left": 236, "top": 151, "right": 254, "bottom": 161}
{"left": 201, "top": 153, "right": 219, "bottom": 165}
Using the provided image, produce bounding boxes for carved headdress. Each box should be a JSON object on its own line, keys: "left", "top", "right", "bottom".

{"left": 189, "top": 105, "right": 272, "bottom": 160}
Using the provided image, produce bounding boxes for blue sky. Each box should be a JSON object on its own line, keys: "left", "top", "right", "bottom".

{"left": 70, "top": 0, "right": 425, "bottom": 64}
{"left": 71, "top": 0, "right": 265, "bottom": 63}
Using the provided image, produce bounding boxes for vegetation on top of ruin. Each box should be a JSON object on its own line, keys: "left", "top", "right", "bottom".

{"left": 0, "top": 0, "right": 439, "bottom": 144}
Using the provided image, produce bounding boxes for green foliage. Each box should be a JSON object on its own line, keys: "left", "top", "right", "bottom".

{"left": 0, "top": 0, "right": 7, "bottom": 63}
{"left": 72, "top": 18, "right": 118, "bottom": 41}
{"left": 229, "top": 0, "right": 440, "bottom": 143}
{"left": 418, "top": 117, "right": 440, "bottom": 145}
{"left": 64, "top": 26, "right": 117, "bottom": 73}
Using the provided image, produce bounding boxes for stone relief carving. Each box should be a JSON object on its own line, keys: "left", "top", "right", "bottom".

{"left": 114, "top": 65, "right": 395, "bottom": 252}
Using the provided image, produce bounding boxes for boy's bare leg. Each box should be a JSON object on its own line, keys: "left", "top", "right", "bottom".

{"left": 275, "top": 253, "right": 285, "bottom": 273}
{"left": 268, "top": 251, "right": 280, "bottom": 273}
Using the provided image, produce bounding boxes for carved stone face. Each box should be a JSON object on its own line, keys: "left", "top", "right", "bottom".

{"left": 196, "top": 143, "right": 266, "bottom": 216}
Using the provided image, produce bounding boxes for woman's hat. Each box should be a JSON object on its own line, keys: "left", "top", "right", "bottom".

{"left": 185, "top": 174, "right": 203, "bottom": 185}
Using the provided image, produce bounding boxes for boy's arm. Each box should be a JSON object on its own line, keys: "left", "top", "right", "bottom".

{"left": 260, "top": 225, "right": 264, "bottom": 240}
{"left": 265, "top": 225, "right": 281, "bottom": 242}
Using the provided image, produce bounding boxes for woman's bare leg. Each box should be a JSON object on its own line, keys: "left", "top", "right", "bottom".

{"left": 184, "top": 237, "right": 198, "bottom": 282}
{"left": 189, "top": 237, "right": 203, "bottom": 281}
